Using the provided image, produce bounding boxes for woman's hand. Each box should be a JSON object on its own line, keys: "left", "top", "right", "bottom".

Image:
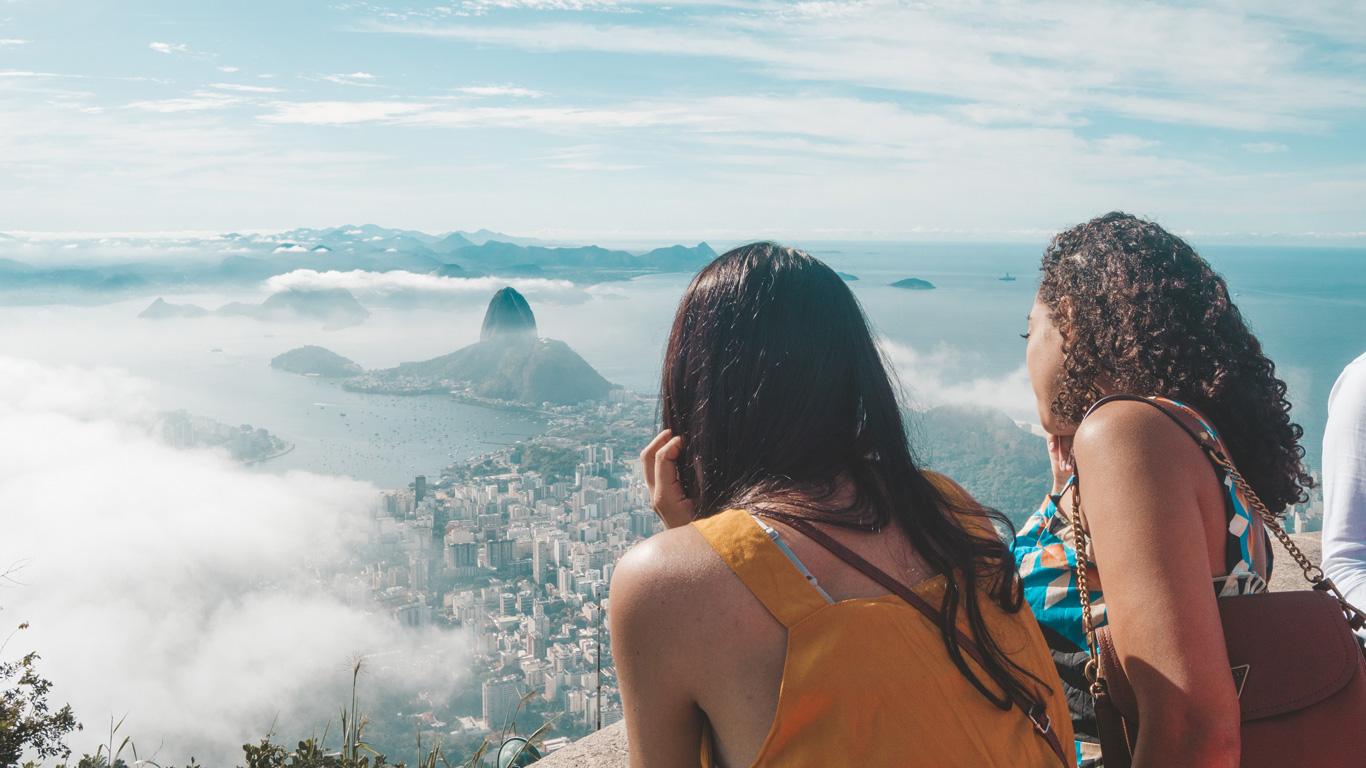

{"left": 641, "top": 429, "right": 695, "bottom": 528}
{"left": 1047, "top": 431, "right": 1074, "bottom": 494}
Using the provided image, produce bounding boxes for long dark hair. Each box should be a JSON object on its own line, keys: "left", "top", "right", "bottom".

{"left": 1039, "top": 212, "right": 1312, "bottom": 512}
{"left": 660, "top": 241, "right": 1042, "bottom": 710}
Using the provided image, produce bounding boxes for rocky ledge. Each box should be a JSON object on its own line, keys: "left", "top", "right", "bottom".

{"left": 539, "top": 721, "right": 627, "bottom": 767}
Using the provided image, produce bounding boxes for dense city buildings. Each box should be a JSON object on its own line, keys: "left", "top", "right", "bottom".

{"left": 354, "top": 391, "right": 659, "bottom": 750}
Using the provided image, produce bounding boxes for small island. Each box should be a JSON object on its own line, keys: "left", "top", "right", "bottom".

{"left": 837, "top": 272, "right": 860, "bottom": 281}
{"left": 271, "top": 345, "right": 363, "bottom": 378}
{"left": 890, "top": 277, "right": 936, "bottom": 290}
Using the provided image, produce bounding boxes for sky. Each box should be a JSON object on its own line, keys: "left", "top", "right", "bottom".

{"left": 1, "top": 0, "right": 1364, "bottom": 242}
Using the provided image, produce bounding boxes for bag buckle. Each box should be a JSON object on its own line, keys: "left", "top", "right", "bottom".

{"left": 1027, "top": 702, "right": 1052, "bottom": 735}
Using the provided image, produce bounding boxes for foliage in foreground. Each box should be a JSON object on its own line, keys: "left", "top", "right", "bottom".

{"left": 7, "top": 659, "right": 558, "bottom": 768}
{"left": 1, "top": 621, "right": 81, "bottom": 768}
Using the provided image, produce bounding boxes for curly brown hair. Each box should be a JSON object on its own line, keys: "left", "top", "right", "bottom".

{"left": 1038, "top": 212, "right": 1312, "bottom": 513}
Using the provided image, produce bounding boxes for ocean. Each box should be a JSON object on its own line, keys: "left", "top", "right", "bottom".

{"left": 0, "top": 241, "right": 1357, "bottom": 486}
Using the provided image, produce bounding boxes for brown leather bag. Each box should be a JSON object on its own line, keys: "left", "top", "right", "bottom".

{"left": 1066, "top": 397, "right": 1366, "bottom": 768}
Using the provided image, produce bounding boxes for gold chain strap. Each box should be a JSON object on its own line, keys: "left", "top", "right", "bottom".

{"left": 1065, "top": 430, "right": 1366, "bottom": 694}
{"left": 1203, "top": 444, "right": 1322, "bottom": 583}
{"left": 1064, "top": 476, "right": 1106, "bottom": 696}
{"left": 1202, "top": 438, "right": 1366, "bottom": 625}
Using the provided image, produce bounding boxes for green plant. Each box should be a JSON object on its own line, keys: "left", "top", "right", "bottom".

{"left": 1, "top": 622, "right": 81, "bottom": 768}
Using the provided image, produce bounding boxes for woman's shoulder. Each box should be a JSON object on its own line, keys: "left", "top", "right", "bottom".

{"left": 609, "top": 516, "right": 754, "bottom": 637}
{"left": 1072, "top": 397, "right": 1216, "bottom": 495}
{"left": 613, "top": 523, "right": 721, "bottom": 597}
{"left": 1075, "top": 398, "right": 1205, "bottom": 454}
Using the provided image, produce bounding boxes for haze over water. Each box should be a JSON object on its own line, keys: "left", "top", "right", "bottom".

{"left": 1, "top": 239, "right": 1356, "bottom": 484}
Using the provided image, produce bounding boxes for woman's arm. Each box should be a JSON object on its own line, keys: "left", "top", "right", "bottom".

{"left": 1323, "top": 357, "right": 1366, "bottom": 632}
{"left": 610, "top": 536, "right": 708, "bottom": 768}
{"left": 1073, "top": 403, "right": 1240, "bottom": 768}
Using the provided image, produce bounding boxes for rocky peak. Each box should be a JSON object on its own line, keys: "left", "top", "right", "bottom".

{"left": 480, "top": 286, "right": 538, "bottom": 342}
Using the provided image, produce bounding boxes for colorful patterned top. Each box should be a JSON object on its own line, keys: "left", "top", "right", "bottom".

{"left": 1012, "top": 396, "right": 1273, "bottom": 761}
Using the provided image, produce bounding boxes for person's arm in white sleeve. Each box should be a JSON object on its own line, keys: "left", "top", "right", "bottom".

{"left": 1322, "top": 353, "right": 1366, "bottom": 635}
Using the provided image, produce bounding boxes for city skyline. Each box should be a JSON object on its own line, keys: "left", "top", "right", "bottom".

{"left": 2, "top": 2, "right": 1364, "bottom": 242}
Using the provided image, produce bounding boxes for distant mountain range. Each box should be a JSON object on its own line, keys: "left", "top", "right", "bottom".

{"left": 139, "top": 288, "right": 370, "bottom": 327}
{"left": 0, "top": 225, "right": 719, "bottom": 300}
{"left": 911, "top": 405, "right": 1048, "bottom": 526}
{"left": 273, "top": 286, "right": 612, "bottom": 406}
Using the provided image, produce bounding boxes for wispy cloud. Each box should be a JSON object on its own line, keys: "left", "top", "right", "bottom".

{"left": 259, "top": 100, "right": 428, "bottom": 124}
{"left": 543, "top": 144, "right": 640, "bottom": 171}
{"left": 258, "top": 98, "right": 696, "bottom": 129}
{"left": 148, "top": 40, "right": 193, "bottom": 55}
{"left": 320, "top": 71, "right": 379, "bottom": 87}
{"left": 218, "top": 65, "right": 240, "bottom": 73}
{"left": 454, "top": 84, "right": 546, "bottom": 98}
{"left": 372, "top": 2, "right": 1366, "bottom": 133}
{"left": 1243, "top": 141, "right": 1289, "bottom": 153}
{"left": 126, "top": 90, "right": 243, "bottom": 112}
{"left": 0, "top": 69, "right": 73, "bottom": 79}
{"left": 0, "top": 38, "right": 29, "bottom": 46}
{"left": 211, "top": 82, "right": 285, "bottom": 94}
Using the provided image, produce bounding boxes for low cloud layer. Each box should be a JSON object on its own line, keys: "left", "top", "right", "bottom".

{"left": 264, "top": 269, "right": 579, "bottom": 300}
{"left": 0, "top": 356, "right": 467, "bottom": 764}
{"left": 880, "top": 339, "right": 1036, "bottom": 420}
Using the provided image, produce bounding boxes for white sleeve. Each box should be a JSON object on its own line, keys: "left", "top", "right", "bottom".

{"left": 1322, "top": 354, "right": 1366, "bottom": 635}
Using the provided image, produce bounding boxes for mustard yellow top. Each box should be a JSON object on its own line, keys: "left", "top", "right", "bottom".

{"left": 692, "top": 479, "right": 1074, "bottom": 768}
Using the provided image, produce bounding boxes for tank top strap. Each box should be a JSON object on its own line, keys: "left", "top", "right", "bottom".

{"left": 692, "top": 509, "right": 831, "bottom": 628}
{"left": 1146, "top": 396, "right": 1223, "bottom": 446}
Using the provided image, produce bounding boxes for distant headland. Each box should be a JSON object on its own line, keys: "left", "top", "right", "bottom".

{"left": 273, "top": 287, "right": 613, "bottom": 407}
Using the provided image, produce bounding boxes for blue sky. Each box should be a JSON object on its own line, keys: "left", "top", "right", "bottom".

{"left": 1, "top": 0, "right": 1364, "bottom": 242}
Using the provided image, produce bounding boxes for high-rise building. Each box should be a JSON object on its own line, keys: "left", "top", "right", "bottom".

{"left": 482, "top": 676, "right": 523, "bottom": 729}
{"left": 531, "top": 540, "right": 549, "bottom": 585}
{"left": 486, "top": 538, "right": 515, "bottom": 572}
{"left": 630, "top": 511, "right": 659, "bottom": 539}
{"left": 415, "top": 475, "right": 427, "bottom": 503}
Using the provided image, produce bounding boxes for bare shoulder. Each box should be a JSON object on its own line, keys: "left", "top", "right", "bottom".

{"left": 1072, "top": 398, "right": 1215, "bottom": 514}
{"left": 610, "top": 523, "right": 738, "bottom": 636}
{"left": 1073, "top": 399, "right": 1203, "bottom": 466}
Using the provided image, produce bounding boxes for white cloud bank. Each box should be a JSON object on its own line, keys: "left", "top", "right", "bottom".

{"left": 0, "top": 357, "right": 468, "bottom": 764}
{"left": 880, "top": 339, "right": 1035, "bottom": 419}
{"left": 264, "top": 268, "right": 578, "bottom": 298}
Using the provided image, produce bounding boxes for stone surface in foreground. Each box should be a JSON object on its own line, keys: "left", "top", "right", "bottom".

{"left": 538, "top": 721, "right": 628, "bottom": 767}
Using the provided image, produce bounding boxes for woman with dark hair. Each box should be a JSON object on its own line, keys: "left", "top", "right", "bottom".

{"left": 1016, "top": 213, "right": 1313, "bottom": 767}
{"left": 609, "top": 243, "right": 1073, "bottom": 767}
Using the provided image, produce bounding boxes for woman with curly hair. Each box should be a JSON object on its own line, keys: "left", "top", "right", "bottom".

{"left": 1014, "top": 212, "right": 1313, "bottom": 767}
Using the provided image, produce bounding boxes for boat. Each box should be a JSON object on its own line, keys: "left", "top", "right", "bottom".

{"left": 999, "top": 273, "right": 1017, "bottom": 282}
